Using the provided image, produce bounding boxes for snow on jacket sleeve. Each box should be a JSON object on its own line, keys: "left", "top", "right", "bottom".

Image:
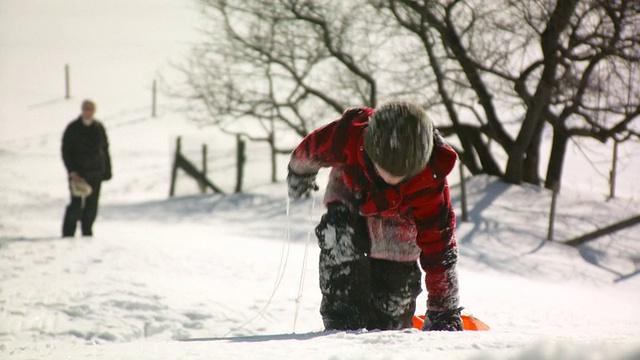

{"left": 411, "top": 143, "right": 460, "bottom": 312}
{"left": 289, "top": 108, "right": 371, "bottom": 175}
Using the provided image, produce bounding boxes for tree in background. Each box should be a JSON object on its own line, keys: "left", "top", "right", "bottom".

{"left": 384, "top": 0, "right": 639, "bottom": 187}
{"left": 180, "top": 0, "right": 639, "bottom": 188}
{"left": 178, "top": 0, "right": 392, "bottom": 181}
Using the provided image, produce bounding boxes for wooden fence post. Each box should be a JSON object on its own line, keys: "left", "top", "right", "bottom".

{"left": 608, "top": 140, "right": 618, "bottom": 200}
{"left": 269, "top": 133, "right": 277, "bottom": 183}
{"left": 169, "top": 137, "right": 181, "bottom": 197}
{"left": 199, "top": 144, "right": 208, "bottom": 194}
{"left": 459, "top": 162, "right": 469, "bottom": 222}
{"left": 547, "top": 181, "right": 560, "bottom": 241}
{"left": 269, "top": 117, "right": 277, "bottom": 183}
{"left": 235, "top": 135, "right": 246, "bottom": 193}
{"left": 65, "top": 64, "right": 70, "bottom": 99}
{"left": 151, "top": 79, "right": 157, "bottom": 118}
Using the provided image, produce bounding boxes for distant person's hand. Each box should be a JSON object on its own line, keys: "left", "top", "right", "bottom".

{"left": 69, "top": 172, "right": 85, "bottom": 183}
{"left": 287, "top": 168, "right": 319, "bottom": 200}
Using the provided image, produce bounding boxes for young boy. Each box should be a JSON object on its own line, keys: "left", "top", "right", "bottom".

{"left": 287, "top": 100, "right": 462, "bottom": 331}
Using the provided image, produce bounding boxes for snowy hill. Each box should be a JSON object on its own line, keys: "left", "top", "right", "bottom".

{"left": 1, "top": 0, "right": 639, "bottom": 359}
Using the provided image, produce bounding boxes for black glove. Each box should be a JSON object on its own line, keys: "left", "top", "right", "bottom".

{"left": 422, "top": 308, "right": 463, "bottom": 331}
{"left": 287, "top": 169, "right": 319, "bottom": 199}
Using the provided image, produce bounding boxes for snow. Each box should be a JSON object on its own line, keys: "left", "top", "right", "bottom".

{"left": 1, "top": 0, "right": 640, "bottom": 359}
{"left": 390, "top": 129, "right": 400, "bottom": 149}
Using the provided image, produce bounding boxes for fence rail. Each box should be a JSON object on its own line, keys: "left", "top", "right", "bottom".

{"left": 565, "top": 215, "right": 640, "bottom": 247}
{"left": 169, "top": 137, "right": 224, "bottom": 197}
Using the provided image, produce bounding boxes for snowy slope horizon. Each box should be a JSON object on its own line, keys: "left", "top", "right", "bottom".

{"left": 1, "top": 0, "right": 639, "bottom": 359}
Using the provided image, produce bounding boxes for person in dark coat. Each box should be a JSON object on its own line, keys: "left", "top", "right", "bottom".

{"left": 61, "top": 100, "right": 112, "bottom": 237}
{"left": 287, "top": 100, "right": 462, "bottom": 331}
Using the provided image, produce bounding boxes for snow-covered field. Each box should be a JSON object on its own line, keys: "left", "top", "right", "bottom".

{"left": 1, "top": 1, "right": 639, "bottom": 359}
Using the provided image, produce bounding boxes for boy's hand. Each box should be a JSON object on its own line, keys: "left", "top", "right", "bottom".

{"left": 287, "top": 169, "right": 319, "bottom": 199}
{"left": 422, "top": 308, "right": 463, "bottom": 331}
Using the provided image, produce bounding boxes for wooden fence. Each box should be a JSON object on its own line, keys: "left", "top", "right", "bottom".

{"left": 169, "top": 136, "right": 248, "bottom": 197}
{"left": 565, "top": 215, "right": 640, "bottom": 247}
{"left": 169, "top": 137, "right": 224, "bottom": 197}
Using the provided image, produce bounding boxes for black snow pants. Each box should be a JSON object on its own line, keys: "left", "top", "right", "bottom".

{"left": 62, "top": 179, "right": 102, "bottom": 237}
{"left": 316, "top": 202, "right": 422, "bottom": 331}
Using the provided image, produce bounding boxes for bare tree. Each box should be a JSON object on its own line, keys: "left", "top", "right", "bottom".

{"left": 177, "top": 0, "right": 406, "bottom": 181}
{"left": 178, "top": 1, "right": 327, "bottom": 181}
{"left": 179, "top": 0, "right": 639, "bottom": 188}
{"left": 385, "top": 0, "right": 640, "bottom": 187}
{"left": 541, "top": 0, "right": 640, "bottom": 188}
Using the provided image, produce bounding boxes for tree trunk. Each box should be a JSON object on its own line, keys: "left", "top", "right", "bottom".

{"left": 441, "top": 125, "right": 502, "bottom": 177}
{"left": 467, "top": 128, "right": 502, "bottom": 177}
{"left": 523, "top": 122, "right": 544, "bottom": 185}
{"left": 419, "top": 30, "right": 482, "bottom": 175}
{"left": 455, "top": 130, "right": 481, "bottom": 175}
{"left": 504, "top": 0, "right": 579, "bottom": 184}
{"left": 504, "top": 151, "right": 524, "bottom": 184}
{"left": 440, "top": 125, "right": 500, "bottom": 176}
{"left": 505, "top": 88, "right": 552, "bottom": 185}
{"left": 456, "top": 151, "right": 480, "bottom": 175}
{"left": 544, "top": 125, "right": 569, "bottom": 190}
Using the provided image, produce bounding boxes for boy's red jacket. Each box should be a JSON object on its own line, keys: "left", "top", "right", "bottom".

{"left": 290, "top": 108, "right": 459, "bottom": 312}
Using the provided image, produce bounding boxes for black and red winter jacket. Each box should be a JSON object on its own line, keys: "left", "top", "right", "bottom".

{"left": 289, "top": 108, "right": 459, "bottom": 312}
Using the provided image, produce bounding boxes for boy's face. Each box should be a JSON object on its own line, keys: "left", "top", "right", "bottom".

{"left": 373, "top": 163, "right": 406, "bottom": 185}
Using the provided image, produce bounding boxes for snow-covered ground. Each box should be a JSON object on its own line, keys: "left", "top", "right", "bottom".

{"left": 1, "top": 1, "right": 639, "bottom": 359}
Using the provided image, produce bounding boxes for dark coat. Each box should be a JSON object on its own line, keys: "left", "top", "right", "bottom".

{"left": 62, "top": 117, "right": 112, "bottom": 182}
{"left": 289, "top": 108, "right": 459, "bottom": 311}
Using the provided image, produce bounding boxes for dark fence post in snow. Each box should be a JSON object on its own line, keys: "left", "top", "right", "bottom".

{"left": 168, "top": 137, "right": 224, "bottom": 197}
{"left": 169, "top": 136, "right": 181, "bottom": 198}
{"left": 608, "top": 140, "right": 618, "bottom": 200}
{"left": 235, "top": 135, "right": 246, "bottom": 193}
{"left": 269, "top": 133, "right": 277, "bottom": 183}
{"left": 459, "top": 162, "right": 469, "bottom": 222}
{"left": 199, "top": 144, "right": 208, "bottom": 194}
{"left": 547, "top": 181, "right": 560, "bottom": 241}
{"left": 65, "top": 64, "right": 70, "bottom": 99}
{"left": 152, "top": 79, "right": 157, "bottom": 118}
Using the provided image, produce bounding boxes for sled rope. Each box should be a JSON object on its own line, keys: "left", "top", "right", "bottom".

{"left": 292, "top": 192, "right": 317, "bottom": 333}
{"left": 222, "top": 197, "right": 293, "bottom": 337}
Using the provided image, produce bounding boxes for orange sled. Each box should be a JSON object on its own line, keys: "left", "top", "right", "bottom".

{"left": 412, "top": 314, "right": 490, "bottom": 331}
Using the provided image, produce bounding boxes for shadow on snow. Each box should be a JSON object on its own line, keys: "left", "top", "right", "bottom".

{"left": 177, "top": 331, "right": 335, "bottom": 343}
